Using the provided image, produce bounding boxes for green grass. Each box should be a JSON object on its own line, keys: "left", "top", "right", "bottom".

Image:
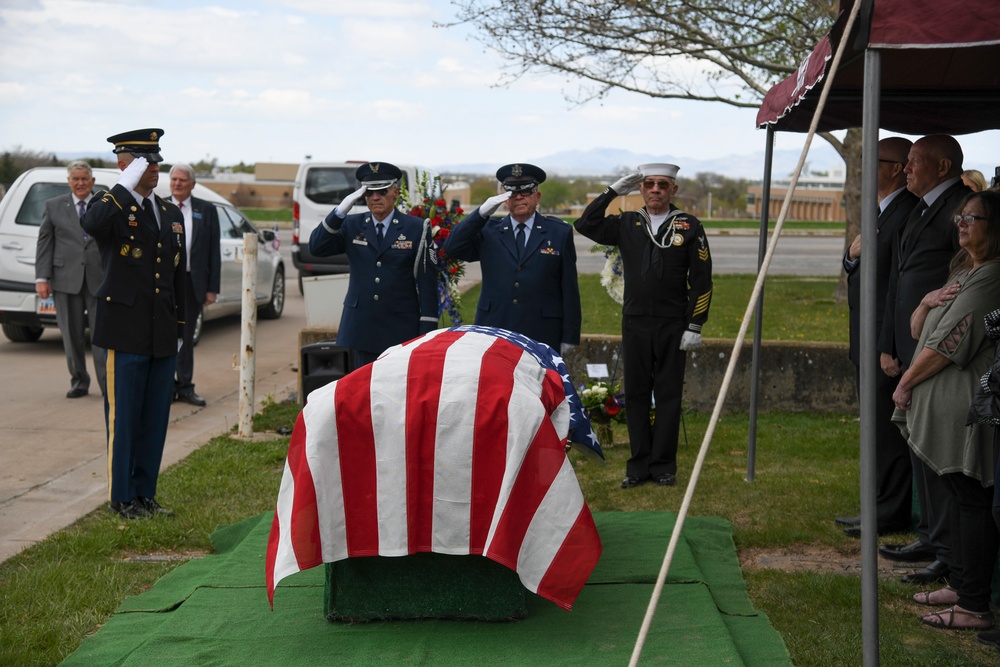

{"left": 3, "top": 403, "right": 995, "bottom": 665}
{"left": 456, "top": 274, "right": 849, "bottom": 343}
{"left": 243, "top": 207, "right": 293, "bottom": 223}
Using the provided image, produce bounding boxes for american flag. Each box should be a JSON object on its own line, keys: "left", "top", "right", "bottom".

{"left": 266, "top": 326, "right": 603, "bottom": 610}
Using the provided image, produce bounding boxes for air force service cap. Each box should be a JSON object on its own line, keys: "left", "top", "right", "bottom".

{"left": 497, "top": 163, "right": 546, "bottom": 193}
{"left": 356, "top": 162, "right": 401, "bottom": 191}
{"left": 107, "top": 128, "right": 165, "bottom": 163}
{"left": 639, "top": 163, "right": 680, "bottom": 180}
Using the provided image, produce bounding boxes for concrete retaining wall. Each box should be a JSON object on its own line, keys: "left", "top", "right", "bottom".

{"left": 566, "top": 335, "right": 857, "bottom": 414}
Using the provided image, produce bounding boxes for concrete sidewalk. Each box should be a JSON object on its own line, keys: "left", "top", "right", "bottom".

{"left": 0, "top": 293, "right": 305, "bottom": 564}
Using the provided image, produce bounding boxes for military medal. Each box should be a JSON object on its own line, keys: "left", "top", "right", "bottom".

{"left": 175, "top": 253, "right": 180, "bottom": 267}
{"left": 132, "top": 248, "right": 142, "bottom": 259}
{"left": 672, "top": 234, "right": 684, "bottom": 246}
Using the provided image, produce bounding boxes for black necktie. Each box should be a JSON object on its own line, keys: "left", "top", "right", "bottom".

{"left": 515, "top": 223, "right": 526, "bottom": 258}
{"left": 900, "top": 198, "right": 928, "bottom": 255}
{"left": 78, "top": 200, "right": 89, "bottom": 241}
{"left": 142, "top": 198, "right": 156, "bottom": 229}
{"left": 376, "top": 222, "right": 384, "bottom": 245}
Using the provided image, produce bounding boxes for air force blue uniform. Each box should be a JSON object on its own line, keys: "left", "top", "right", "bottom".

{"left": 443, "top": 209, "right": 581, "bottom": 350}
{"left": 309, "top": 208, "right": 439, "bottom": 362}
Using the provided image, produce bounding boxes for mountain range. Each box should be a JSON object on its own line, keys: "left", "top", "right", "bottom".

{"left": 436, "top": 143, "right": 844, "bottom": 181}
{"left": 58, "top": 143, "right": 844, "bottom": 181}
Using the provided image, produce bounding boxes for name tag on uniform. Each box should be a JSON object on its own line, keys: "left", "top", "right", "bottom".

{"left": 353, "top": 238, "right": 369, "bottom": 246}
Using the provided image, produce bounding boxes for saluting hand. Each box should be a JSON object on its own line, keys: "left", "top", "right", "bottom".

{"left": 478, "top": 191, "right": 511, "bottom": 217}
{"left": 610, "top": 171, "right": 643, "bottom": 195}
{"left": 334, "top": 184, "right": 368, "bottom": 217}
{"left": 118, "top": 156, "right": 149, "bottom": 191}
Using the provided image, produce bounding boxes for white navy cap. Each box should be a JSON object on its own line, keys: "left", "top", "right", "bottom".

{"left": 639, "top": 163, "right": 680, "bottom": 179}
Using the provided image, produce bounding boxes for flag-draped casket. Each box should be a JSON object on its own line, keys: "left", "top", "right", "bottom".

{"left": 266, "top": 326, "right": 603, "bottom": 611}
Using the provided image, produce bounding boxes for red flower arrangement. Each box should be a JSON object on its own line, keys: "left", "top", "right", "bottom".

{"left": 405, "top": 177, "right": 466, "bottom": 324}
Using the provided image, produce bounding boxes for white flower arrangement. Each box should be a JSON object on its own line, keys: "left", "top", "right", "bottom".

{"left": 596, "top": 245, "right": 624, "bottom": 305}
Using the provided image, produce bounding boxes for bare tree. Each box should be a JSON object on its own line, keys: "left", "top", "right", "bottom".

{"left": 447, "top": 0, "right": 858, "bottom": 297}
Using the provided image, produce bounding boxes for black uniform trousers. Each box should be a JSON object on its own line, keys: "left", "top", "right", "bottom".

{"left": 622, "top": 315, "right": 686, "bottom": 480}
{"left": 175, "top": 273, "right": 201, "bottom": 395}
{"left": 105, "top": 350, "right": 176, "bottom": 503}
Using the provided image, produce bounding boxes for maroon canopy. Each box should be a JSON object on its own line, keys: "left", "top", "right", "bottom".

{"left": 756, "top": 0, "right": 1000, "bottom": 134}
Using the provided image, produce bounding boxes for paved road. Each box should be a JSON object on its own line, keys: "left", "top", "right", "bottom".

{"left": 0, "top": 284, "right": 306, "bottom": 563}
{"left": 0, "top": 225, "right": 844, "bottom": 563}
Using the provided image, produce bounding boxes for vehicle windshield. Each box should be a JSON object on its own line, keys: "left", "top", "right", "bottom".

{"left": 304, "top": 167, "right": 360, "bottom": 206}
{"left": 15, "top": 182, "right": 109, "bottom": 226}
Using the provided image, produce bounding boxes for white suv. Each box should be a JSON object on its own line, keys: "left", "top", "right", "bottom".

{"left": 292, "top": 161, "right": 439, "bottom": 292}
{"left": 0, "top": 166, "right": 285, "bottom": 343}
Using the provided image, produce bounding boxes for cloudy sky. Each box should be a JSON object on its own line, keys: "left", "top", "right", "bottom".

{"left": 1, "top": 0, "right": 998, "bottom": 177}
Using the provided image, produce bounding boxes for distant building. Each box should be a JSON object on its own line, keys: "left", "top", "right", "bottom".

{"left": 198, "top": 162, "right": 297, "bottom": 209}
{"left": 745, "top": 168, "right": 847, "bottom": 222}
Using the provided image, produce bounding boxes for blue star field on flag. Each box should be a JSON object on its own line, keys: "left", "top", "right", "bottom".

{"left": 452, "top": 325, "right": 605, "bottom": 461}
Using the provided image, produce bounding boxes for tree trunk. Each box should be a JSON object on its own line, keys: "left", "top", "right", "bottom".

{"left": 835, "top": 127, "right": 863, "bottom": 303}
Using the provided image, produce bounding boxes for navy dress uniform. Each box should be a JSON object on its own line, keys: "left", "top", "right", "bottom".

{"left": 575, "top": 163, "right": 713, "bottom": 487}
{"left": 308, "top": 161, "right": 439, "bottom": 369}
{"left": 443, "top": 163, "right": 581, "bottom": 351}
{"left": 82, "top": 128, "right": 185, "bottom": 519}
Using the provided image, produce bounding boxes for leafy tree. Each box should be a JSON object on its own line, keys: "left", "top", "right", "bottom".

{"left": 0, "top": 146, "right": 60, "bottom": 189}
{"left": 449, "top": 0, "right": 858, "bottom": 296}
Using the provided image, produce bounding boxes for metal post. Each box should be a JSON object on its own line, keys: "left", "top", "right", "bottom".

{"left": 747, "top": 126, "right": 775, "bottom": 481}
{"left": 860, "top": 47, "right": 882, "bottom": 667}
{"left": 238, "top": 232, "right": 259, "bottom": 439}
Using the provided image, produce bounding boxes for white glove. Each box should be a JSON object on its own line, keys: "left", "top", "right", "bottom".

{"left": 560, "top": 342, "right": 575, "bottom": 356}
{"left": 610, "top": 171, "right": 643, "bottom": 195}
{"left": 118, "top": 156, "right": 149, "bottom": 191}
{"left": 478, "top": 191, "right": 511, "bottom": 217}
{"left": 334, "top": 184, "right": 368, "bottom": 217}
{"left": 679, "top": 331, "right": 702, "bottom": 351}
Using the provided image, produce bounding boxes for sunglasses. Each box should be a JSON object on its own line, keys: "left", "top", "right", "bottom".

{"left": 364, "top": 189, "right": 391, "bottom": 198}
{"left": 642, "top": 179, "right": 674, "bottom": 190}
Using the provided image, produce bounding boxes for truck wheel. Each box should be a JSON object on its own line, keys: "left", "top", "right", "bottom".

{"left": 2, "top": 322, "right": 44, "bottom": 342}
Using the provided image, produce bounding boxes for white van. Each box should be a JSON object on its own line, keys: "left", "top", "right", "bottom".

{"left": 291, "top": 161, "right": 440, "bottom": 292}
{"left": 0, "top": 166, "right": 285, "bottom": 343}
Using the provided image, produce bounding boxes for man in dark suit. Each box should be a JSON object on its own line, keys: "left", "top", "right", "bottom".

{"left": 443, "top": 163, "right": 581, "bottom": 352}
{"left": 35, "top": 161, "right": 106, "bottom": 398}
{"left": 574, "top": 164, "right": 712, "bottom": 489}
{"left": 167, "top": 163, "right": 220, "bottom": 407}
{"left": 308, "top": 161, "right": 439, "bottom": 370}
{"left": 877, "top": 134, "right": 972, "bottom": 583}
{"left": 836, "top": 137, "right": 917, "bottom": 537}
{"left": 82, "top": 128, "right": 186, "bottom": 520}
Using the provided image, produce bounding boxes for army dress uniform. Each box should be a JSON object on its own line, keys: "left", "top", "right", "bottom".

{"left": 575, "top": 186, "right": 713, "bottom": 482}
{"left": 82, "top": 129, "right": 186, "bottom": 510}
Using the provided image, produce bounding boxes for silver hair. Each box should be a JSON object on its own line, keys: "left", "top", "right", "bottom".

{"left": 66, "top": 160, "right": 92, "bottom": 176}
{"left": 169, "top": 162, "right": 196, "bottom": 182}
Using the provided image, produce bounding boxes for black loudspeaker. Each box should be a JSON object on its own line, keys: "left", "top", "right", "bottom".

{"left": 301, "top": 340, "right": 353, "bottom": 400}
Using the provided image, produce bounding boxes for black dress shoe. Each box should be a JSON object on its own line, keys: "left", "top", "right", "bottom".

{"left": 108, "top": 500, "right": 149, "bottom": 519}
{"left": 621, "top": 476, "right": 642, "bottom": 489}
{"left": 835, "top": 515, "right": 861, "bottom": 526}
{"left": 901, "top": 560, "right": 950, "bottom": 585}
{"left": 656, "top": 474, "right": 676, "bottom": 486}
{"left": 879, "top": 539, "right": 936, "bottom": 562}
{"left": 137, "top": 497, "right": 174, "bottom": 517}
{"left": 844, "top": 522, "right": 910, "bottom": 538}
{"left": 844, "top": 526, "right": 862, "bottom": 537}
{"left": 175, "top": 391, "right": 206, "bottom": 407}
{"left": 66, "top": 387, "right": 88, "bottom": 398}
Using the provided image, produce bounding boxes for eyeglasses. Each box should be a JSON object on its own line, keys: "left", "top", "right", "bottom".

{"left": 508, "top": 189, "right": 537, "bottom": 199}
{"left": 364, "top": 189, "right": 390, "bottom": 198}
{"left": 954, "top": 214, "right": 987, "bottom": 226}
{"left": 642, "top": 180, "right": 674, "bottom": 190}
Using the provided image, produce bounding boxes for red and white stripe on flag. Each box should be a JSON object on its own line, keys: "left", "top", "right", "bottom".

{"left": 266, "top": 328, "right": 602, "bottom": 610}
